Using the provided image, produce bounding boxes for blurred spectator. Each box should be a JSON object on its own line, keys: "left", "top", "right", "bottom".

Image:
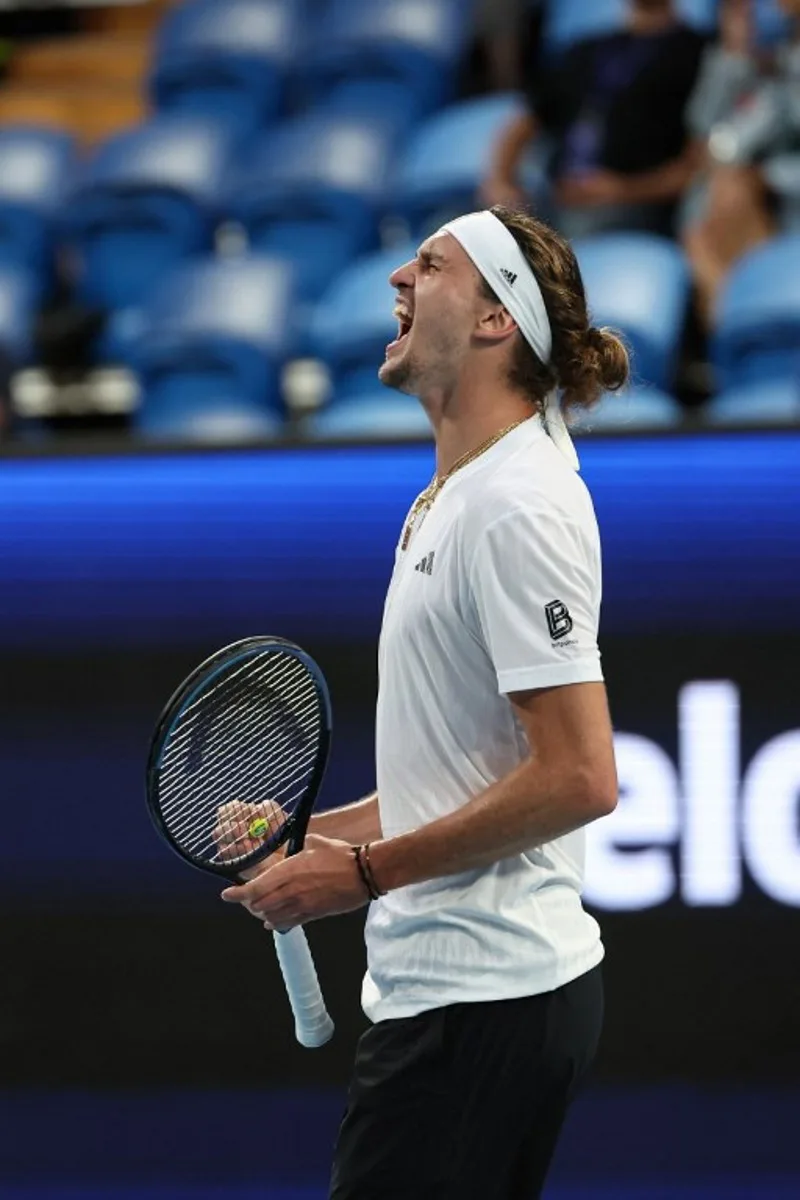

{"left": 470, "top": 0, "right": 544, "bottom": 92}
{"left": 682, "top": 0, "right": 800, "bottom": 328}
{"left": 481, "top": 0, "right": 707, "bottom": 239}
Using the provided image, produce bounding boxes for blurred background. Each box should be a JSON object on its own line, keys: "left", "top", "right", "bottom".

{"left": 0, "top": 0, "right": 798, "bottom": 1197}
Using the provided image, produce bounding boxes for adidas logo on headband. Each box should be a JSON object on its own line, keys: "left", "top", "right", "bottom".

{"left": 500, "top": 267, "right": 518, "bottom": 286}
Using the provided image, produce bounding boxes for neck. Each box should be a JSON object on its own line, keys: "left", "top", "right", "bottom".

{"left": 628, "top": 5, "right": 674, "bottom": 35}
{"left": 422, "top": 376, "right": 538, "bottom": 478}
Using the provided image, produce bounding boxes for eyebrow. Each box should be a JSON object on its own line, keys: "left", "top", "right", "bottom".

{"left": 417, "top": 246, "right": 446, "bottom": 266}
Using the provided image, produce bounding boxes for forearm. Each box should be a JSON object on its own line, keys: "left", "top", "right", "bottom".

{"left": 489, "top": 112, "right": 538, "bottom": 185}
{"left": 309, "top": 792, "right": 381, "bottom": 843}
{"left": 624, "top": 149, "right": 701, "bottom": 203}
{"left": 368, "top": 757, "right": 615, "bottom": 893}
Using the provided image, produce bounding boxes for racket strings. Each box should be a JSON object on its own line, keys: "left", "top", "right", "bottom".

{"left": 156, "top": 651, "right": 323, "bottom": 867}
{"left": 159, "top": 677, "right": 315, "bottom": 814}
{"left": 158, "top": 660, "right": 317, "bottom": 805}
{"left": 168, "top": 674, "right": 321, "bottom": 819}
{"left": 161, "top": 695, "right": 319, "bottom": 858}
{"left": 159, "top": 656, "right": 306, "bottom": 767}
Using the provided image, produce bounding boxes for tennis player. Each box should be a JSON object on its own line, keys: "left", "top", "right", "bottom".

{"left": 222, "top": 206, "right": 628, "bottom": 1199}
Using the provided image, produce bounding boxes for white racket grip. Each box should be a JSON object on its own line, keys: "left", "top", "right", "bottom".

{"left": 273, "top": 926, "right": 335, "bottom": 1048}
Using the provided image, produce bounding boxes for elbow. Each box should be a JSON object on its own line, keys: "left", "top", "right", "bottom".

{"left": 574, "top": 765, "right": 618, "bottom": 822}
{"left": 591, "top": 780, "right": 618, "bottom": 820}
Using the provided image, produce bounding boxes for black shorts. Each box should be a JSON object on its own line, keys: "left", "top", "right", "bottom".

{"left": 330, "top": 964, "right": 603, "bottom": 1200}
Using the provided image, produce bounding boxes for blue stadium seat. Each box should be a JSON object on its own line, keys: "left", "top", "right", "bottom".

{"left": 135, "top": 393, "right": 284, "bottom": 441}
{"left": 570, "top": 385, "right": 684, "bottom": 432}
{"left": 316, "top": 79, "right": 429, "bottom": 134}
{"left": 98, "top": 306, "right": 148, "bottom": 365}
{"left": 574, "top": 234, "right": 690, "bottom": 390}
{"left": 307, "top": 0, "right": 470, "bottom": 120}
{"left": 754, "top": 0, "right": 792, "bottom": 47}
{"left": 310, "top": 388, "right": 432, "bottom": 440}
{"left": 228, "top": 113, "right": 398, "bottom": 302}
{"left": 308, "top": 242, "right": 415, "bottom": 387}
{"left": 544, "top": 0, "right": 718, "bottom": 51}
{"left": 66, "top": 117, "right": 233, "bottom": 311}
{"left": 130, "top": 255, "right": 297, "bottom": 417}
{"left": 712, "top": 234, "right": 800, "bottom": 389}
{"left": 704, "top": 379, "right": 800, "bottom": 425}
{"left": 151, "top": 0, "right": 301, "bottom": 138}
{"left": 392, "top": 94, "right": 527, "bottom": 239}
{"left": 0, "top": 265, "right": 39, "bottom": 364}
{"left": 0, "top": 128, "right": 75, "bottom": 285}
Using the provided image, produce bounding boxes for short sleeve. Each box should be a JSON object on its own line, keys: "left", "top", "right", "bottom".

{"left": 468, "top": 504, "right": 603, "bottom": 694}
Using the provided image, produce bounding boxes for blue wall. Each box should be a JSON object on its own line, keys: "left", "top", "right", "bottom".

{"left": 1, "top": 431, "right": 799, "bottom": 647}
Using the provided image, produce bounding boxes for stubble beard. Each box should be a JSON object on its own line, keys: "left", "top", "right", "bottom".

{"left": 379, "top": 349, "right": 421, "bottom": 395}
{"left": 379, "top": 322, "right": 463, "bottom": 398}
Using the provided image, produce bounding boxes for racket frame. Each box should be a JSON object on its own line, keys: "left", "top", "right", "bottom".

{"left": 145, "top": 635, "right": 332, "bottom": 881}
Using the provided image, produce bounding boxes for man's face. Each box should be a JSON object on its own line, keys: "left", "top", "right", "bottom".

{"left": 379, "top": 233, "right": 483, "bottom": 397}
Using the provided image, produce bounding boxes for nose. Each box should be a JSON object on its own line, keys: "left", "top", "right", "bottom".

{"left": 389, "top": 256, "right": 416, "bottom": 291}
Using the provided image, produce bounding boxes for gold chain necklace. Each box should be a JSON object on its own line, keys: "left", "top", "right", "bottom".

{"left": 400, "top": 416, "right": 530, "bottom": 551}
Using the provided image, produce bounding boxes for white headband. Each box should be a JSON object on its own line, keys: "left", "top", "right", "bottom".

{"left": 440, "top": 210, "right": 579, "bottom": 471}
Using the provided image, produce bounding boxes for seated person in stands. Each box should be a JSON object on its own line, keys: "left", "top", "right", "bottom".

{"left": 481, "top": 0, "right": 707, "bottom": 239}
{"left": 681, "top": 0, "right": 800, "bottom": 328}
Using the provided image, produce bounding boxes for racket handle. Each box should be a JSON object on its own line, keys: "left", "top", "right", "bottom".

{"left": 272, "top": 926, "right": 335, "bottom": 1049}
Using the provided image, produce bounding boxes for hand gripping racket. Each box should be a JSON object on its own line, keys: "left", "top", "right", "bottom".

{"left": 146, "top": 636, "right": 334, "bottom": 1048}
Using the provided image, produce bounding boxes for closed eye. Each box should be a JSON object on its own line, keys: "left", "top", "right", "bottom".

{"left": 417, "top": 249, "right": 442, "bottom": 273}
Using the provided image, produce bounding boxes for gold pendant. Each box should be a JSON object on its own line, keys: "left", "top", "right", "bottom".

{"left": 400, "top": 488, "right": 435, "bottom": 551}
{"left": 400, "top": 501, "right": 426, "bottom": 550}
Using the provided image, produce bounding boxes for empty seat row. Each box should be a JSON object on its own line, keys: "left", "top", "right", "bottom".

{"left": 0, "top": 94, "right": 524, "bottom": 309}
{"left": 0, "top": 0, "right": 468, "bottom": 148}
{"left": 151, "top": 0, "right": 471, "bottom": 138}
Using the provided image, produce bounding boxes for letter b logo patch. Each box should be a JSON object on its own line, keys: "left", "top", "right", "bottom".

{"left": 545, "top": 600, "right": 573, "bottom": 641}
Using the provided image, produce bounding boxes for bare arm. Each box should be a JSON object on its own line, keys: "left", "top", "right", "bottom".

{"left": 620, "top": 143, "right": 705, "bottom": 204}
{"left": 221, "top": 684, "right": 617, "bottom": 925}
{"left": 309, "top": 791, "right": 381, "bottom": 844}
{"left": 481, "top": 111, "right": 538, "bottom": 206}
{"left": 368, "top": 682, "right": 617, "bottom": 892}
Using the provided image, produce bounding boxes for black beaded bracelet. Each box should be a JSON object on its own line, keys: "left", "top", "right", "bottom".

{"left": 360, "top": 842, "right": 387, "bottom": 899}
{"left": 352, "top": 845, "right": 379, "bottom": 900}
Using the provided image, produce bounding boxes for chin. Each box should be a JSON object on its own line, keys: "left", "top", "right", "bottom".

{"left": 379, "top": 355, "right": 417, "bottom": 394}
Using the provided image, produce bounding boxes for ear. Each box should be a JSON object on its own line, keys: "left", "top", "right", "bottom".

{"left": 474, "top": 302, "right": 518, "bottom": 345}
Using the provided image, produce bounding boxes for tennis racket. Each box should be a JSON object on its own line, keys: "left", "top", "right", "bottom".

{"left": 145, "top": 636, "right": 335, "bottom": 1049}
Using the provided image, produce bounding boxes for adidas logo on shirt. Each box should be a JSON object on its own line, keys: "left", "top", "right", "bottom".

{"left": 500, "top": 268, "right": 517, "bottom": 286}
{"left": 414, "top": 551, "right": 435, "bottom": 575}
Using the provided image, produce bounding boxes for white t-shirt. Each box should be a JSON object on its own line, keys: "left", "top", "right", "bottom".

{"left": 362, "top": 415, "right": 606, "bottom": 1023}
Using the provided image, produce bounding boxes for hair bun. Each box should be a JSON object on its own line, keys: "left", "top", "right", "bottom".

{"left": 587, "top": 326, "right": 630, "bottom": 395}
{"left": 554, "top": 324, "right": 630, "bottom": 412}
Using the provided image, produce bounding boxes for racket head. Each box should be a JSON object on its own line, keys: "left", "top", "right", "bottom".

{"left": 146, "top": 636, "right": 332, "bottom": 880}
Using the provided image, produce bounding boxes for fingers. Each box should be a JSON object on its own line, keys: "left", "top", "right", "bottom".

{"left": 224, "top": 877, "right": 304, "bottom": 930}
{"left": 212, "top": 799, "right": 286, "bottom": 862}
{"left": 221, "top": 853, "right": 296, "bottom": 910}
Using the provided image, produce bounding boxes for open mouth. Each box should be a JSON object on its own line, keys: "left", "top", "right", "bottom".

{"left": 386, "top": 310, "right": 413, "bottom": 355}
